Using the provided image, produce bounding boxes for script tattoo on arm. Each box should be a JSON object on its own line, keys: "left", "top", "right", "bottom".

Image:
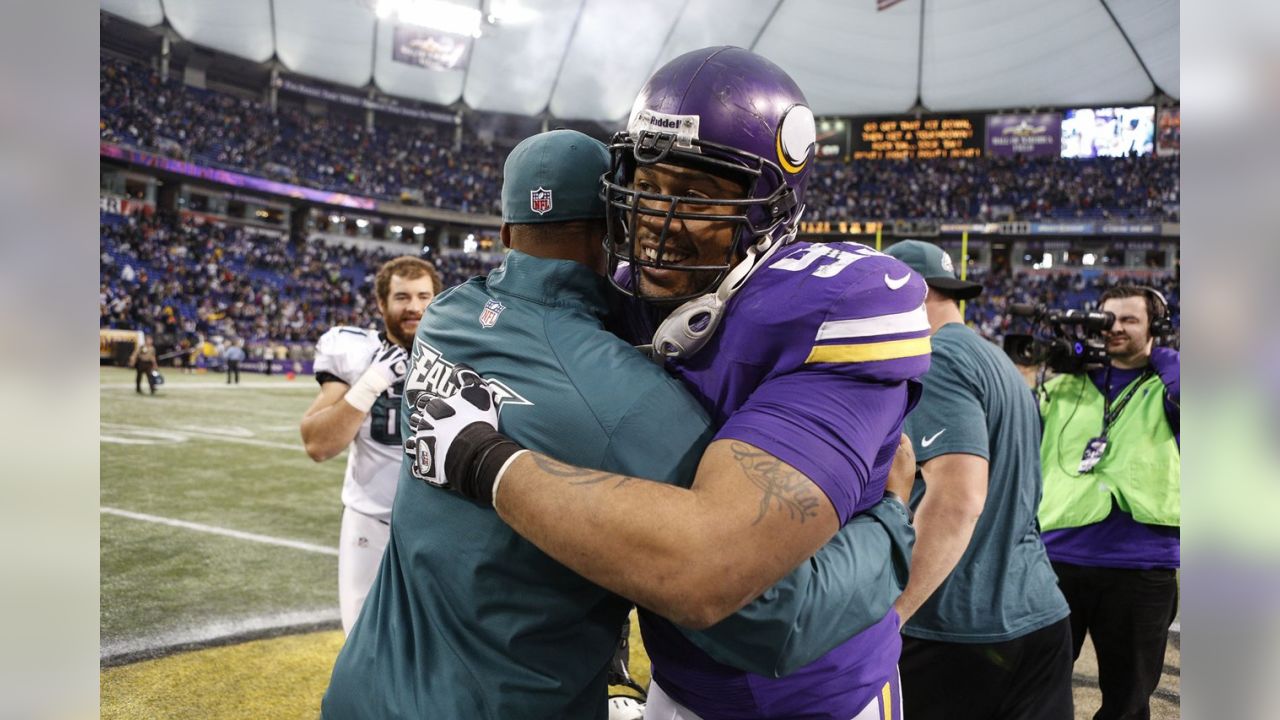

{"left": 730, "top": 442, "right": 822, "bottom": 525}
{"left": 530, "top": 453, "right": 637, "bottom": 489}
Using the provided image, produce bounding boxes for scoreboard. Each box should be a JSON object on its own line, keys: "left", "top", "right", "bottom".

{"left": 852, "top": 114, "right": 985, "bottom": 160}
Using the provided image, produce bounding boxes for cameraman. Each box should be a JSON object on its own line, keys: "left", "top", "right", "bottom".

{"left": 1038, "top": 285, "right": 1179, "bottom": 720}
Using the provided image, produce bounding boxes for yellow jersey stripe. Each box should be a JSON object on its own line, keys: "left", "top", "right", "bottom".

{"left": 881, "top": 680, "right": 893, "bottom": 720}
{"left": 804, "top": 336, "right": 931, "bottom": 364}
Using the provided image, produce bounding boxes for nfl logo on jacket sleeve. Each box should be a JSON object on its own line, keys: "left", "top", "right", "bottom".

{"left": 479, "top": 299, "right": 506, "bottom": 328}
{"left": 530, "top": 187, "right": 552, "bottom": 215}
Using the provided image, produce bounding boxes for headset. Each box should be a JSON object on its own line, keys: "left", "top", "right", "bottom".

{"left": 1137, "top": 286, "right": 1172, "bottom": 339}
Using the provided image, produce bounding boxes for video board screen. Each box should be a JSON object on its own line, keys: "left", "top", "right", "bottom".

{"left": 815, "top": 118, "right": 851, "bottom": 161}
{"left": 852, "top": 114, "right": 984, "bottom": 160}
{"left": 1061, "top": 106, "right": 1155, "bottom": 158}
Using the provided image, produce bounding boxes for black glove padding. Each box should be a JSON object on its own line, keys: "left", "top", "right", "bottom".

{"left": 403, "top": 364, "right": 524, "bottom": 505}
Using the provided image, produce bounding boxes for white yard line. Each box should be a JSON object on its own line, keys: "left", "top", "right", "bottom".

{"left": 100, "top": 608, "right": 341, "bottom": 663}
{"left": 101, "top": 507, "right": 339, "bottom": 556}
{"left": 100, "top": 381, "right": 315, "bottom": 390}
{"left": 100, "top": 422, "right": 306, "bottom": 451}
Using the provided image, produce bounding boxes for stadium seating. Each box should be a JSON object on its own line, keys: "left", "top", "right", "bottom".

{"left": 99, "top": 211, "right": 500, "bottom": 364}
{"left": 100, "top": 54, "right": 1178, "bottom": 223}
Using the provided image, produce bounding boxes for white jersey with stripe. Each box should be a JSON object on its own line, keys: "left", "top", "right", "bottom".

{"left": 313, "top": 326, "right": 405, "bottom": 522}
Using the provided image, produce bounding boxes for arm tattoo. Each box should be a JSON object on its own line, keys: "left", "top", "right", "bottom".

{"left": 530, "top": 453, "right": 636, "bottom": 489}
{"left": 730, "top": 442, "right": 822, "bottom": 525}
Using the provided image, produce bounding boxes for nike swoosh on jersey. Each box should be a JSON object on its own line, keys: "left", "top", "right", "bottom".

{"left": 884, "top": 273, "right": 911, "bottom": 290}
{"left": 921, "top": 429, "right": 946, "bottom": 447}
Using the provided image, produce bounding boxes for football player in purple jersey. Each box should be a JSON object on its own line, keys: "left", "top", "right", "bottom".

{"left": 410, "top": 47, "right": 929, "bottom": 720}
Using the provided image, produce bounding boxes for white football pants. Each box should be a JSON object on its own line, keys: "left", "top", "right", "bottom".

{"left": 338, "top": 506, "right": 390, "bottom": 635}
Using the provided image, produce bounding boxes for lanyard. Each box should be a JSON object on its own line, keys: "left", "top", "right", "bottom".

{"left": 1101, "top": 366, "right": 1154, "bottom": 435}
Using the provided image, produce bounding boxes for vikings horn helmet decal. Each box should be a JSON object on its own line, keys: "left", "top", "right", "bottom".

{"left": 603, "top": 46, "right": 817, "bottom": 303}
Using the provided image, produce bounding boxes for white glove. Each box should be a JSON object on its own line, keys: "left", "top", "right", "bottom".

{"left": 403, "top": 366, "right": 517, "bottom": 505}
{"left": 345, "top": 340, "right": 408, "bottom": 413}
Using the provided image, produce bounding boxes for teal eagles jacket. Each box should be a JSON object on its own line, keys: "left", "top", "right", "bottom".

{"left": 321, "top": 251, "right": 911, "bottom": 720}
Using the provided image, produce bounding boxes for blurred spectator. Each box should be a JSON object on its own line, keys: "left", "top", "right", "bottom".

{"left": 225, "top": 339, "right": 246, "bottom": 384}
{"left": 128, "top": 334, "right": 158, "bottom": 394}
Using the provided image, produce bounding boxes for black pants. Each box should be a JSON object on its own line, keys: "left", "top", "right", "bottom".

{"left": 227, "top": 360, "right": 240, "bottom": 384}
{"left": 135, "top": 364, "right": 156, "bottom": 394}
{"left": 900, "top": 617, "right": 1074, "bottom": 720}
{"left": 1052, "top": 562, "right": 1178, "bottom": 720}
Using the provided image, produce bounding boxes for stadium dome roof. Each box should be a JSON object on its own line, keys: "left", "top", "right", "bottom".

{"left": 100, "top": 0, "right": 1178, "bottom": 122}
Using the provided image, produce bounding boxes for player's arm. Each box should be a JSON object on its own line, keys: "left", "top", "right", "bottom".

{"left": 413, "top": 371, "right": 907, "bottom": 630}
{"left": 497, "top": 439, "right": 839, "bottom": 629}
{"left": 299, "top": 381, "right": 365, "bottom": 461}
{"left": 682, "top": 493, "right": 913, "bottom": 677}
{"left": 892, "top": 349, "right": 990, "bottom": 624}
{"left": 300, "top": 332, "right": 408, "bottom": 462}
{"left": 892, "top": 453, "right": 987, "bottom": 624}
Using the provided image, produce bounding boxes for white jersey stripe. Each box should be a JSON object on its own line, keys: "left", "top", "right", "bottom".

{"left": 815, "top": 305, "right": 929, "bottom": 342}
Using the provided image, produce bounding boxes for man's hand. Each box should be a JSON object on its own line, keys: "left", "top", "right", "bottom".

{"left": 403, "top": 366, "right": 523, "bottom": 504}
{"left": 1149, "top": 346, "right": 1179, "bottom": 402}
{"left": 886, "top": 433, "right": 916, "bottom": 503}
{"left": 366, "top": 340, "right": 410, "bottom": 386}
{"left": 344, "top": 340, "right": 408, "bottom": 413}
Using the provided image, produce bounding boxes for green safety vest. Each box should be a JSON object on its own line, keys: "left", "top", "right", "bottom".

{"left": 1039, "top": 371, "right": 1180, "bottom": 531}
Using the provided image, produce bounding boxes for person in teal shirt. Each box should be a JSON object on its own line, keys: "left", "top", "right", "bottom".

{"left": 885, "top": 241, "right": 1072, "bottom": 720}
{"left": 321, "top": 130, "right": 913, "bottom": 719}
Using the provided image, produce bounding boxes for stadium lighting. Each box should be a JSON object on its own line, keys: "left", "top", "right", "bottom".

{"left": 356, "top": 218, "right": 370, "bottom": 228}
{"left": 329, "top": 214, "right": 341, "bottom": 224}
{"left": 1083, "top": 253, "right": 1097, "bottom": 266}
{"left": 489, "top": 0, "right": 537, "bottom": 24}
{"left": 413, "top": 225, "right": 426, "bottom": 235}
{"left": 390, "top": 225, "right": 403, "bottom": 233}
{"left": 463, "top": 234, "right": 479, "bottom": 254}
{"left": 1042, "top": 252, "right": 1054, "bottom": 269}
{"left": 381, "top": 0, "right": 483, "bottom": 38}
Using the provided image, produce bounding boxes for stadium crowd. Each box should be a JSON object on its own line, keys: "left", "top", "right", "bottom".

{"left": 100, "top": 55, "right": 504, "bottom": 214}
{"left": 100, "top": 53, "right": 1179, "bottom": 223}
{"left": 806, "top": 154, "right": 1180, "bottom": 222}
{"left": 99, "top": 211, "right": 494, "bottom": 365}
{"left": 99, "top": 209, "right": 1178, "bottom": 365}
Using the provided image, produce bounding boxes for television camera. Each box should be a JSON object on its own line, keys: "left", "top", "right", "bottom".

{"left": 1002, "top": 303, "right": 1115, "bottom": 374}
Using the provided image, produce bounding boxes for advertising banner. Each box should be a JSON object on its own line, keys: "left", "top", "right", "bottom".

{"left": 985, "top": 113, "right": 1061, "bottom": 157}
{"left": 392, "top": 25, "right": 472, "bottom": 72}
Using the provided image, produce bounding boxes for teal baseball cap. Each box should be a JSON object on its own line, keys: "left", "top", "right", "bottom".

{"left": 885, "top": 239, "right": 983, "bottom": 300}
{"left": 501, "top": 129, "right": 610, "bottom": 224}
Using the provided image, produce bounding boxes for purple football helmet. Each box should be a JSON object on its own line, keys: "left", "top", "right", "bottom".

{"left": 604, "top": 46, "right": 817, "bottom": 303}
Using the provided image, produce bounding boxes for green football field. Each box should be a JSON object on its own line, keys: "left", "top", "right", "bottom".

{"left": 100, "top": 365, "right": 650, "bottom": 719}
{"left": 100, "top": 366, "right": 344, "bottom": 661}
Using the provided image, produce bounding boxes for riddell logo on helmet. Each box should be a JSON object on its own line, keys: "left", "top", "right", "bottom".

{"left": 643, "top": 115, "right": 681, "bottom": 130}
{"left": 629, "top": 110, "right": 700, "bottom": 146}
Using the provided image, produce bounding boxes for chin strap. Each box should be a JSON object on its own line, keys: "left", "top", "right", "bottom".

{"left": 647, "top": 229, "right": 793, "bottom": 361}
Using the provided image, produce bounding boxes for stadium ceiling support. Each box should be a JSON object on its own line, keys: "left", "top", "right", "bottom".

{"left": 541, "top": 0, "right": 590, "bottom": 119}
{"left": 748, "top": 0, "right": 786, "bottom": 51}
{"left": 644, "top": 0, "right": 692, "bottom": 81}
{"left": 913, "top": 0, "right": 927, "bottom": 112}
{"left": 1098, "top": 0, "right": 1162, "bottom": 96}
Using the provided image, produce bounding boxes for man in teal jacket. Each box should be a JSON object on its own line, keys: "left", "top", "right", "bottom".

{"left": 321, "top": 130, "right": 913, "bottom": 719}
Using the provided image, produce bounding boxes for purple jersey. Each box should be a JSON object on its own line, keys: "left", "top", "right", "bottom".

{"left": 643, "top": 240, "right": 930, "bottom": 720}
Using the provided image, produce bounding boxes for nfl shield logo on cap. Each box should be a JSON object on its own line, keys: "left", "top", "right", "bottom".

{"left": 530, "top": 187, "right": 552, "bottom": 215}
{"left": 479, "top": 299, "right": 506, "bottom": 328}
